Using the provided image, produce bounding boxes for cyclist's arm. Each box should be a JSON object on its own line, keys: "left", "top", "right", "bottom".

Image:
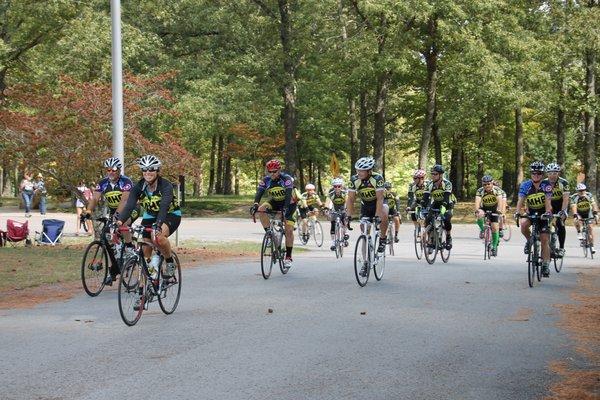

{"left": 346, "top": 190, "right": 356, "bottom": 217}
{"left": 515, "top": 195, "right": 525, "bottom": 216}
{"left": 407, "top": 189, "right": 414, "bottom": 208}
{"left": 254, "top": 186, "right": 266, "bottom": 205}
{"left": 118, "top": 183, "right": 142, "bottom": 223}
{"left": 86, "top": 191, "right": 102, "bottom": 214}
{"left": 324, "top": 197, "right": 333, "bottom": 209}
{"left": 561, "top": 191, "right": 570, "bottom": 213}
{"left": 156, "top": 179, "right": 175, "bottom": 225}
{"left": 375, "top": 189, "right": 385, "bottom": 216}
{"left": 474, "top": 196, "right": 482, "bottom": 212}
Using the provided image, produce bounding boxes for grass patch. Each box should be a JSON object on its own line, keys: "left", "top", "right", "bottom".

{"left": 183, "top": 195, "right": 254, "bottom": 217}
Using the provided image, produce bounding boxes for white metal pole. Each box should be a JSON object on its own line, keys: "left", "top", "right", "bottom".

{"left": 110, "top": 0, "right": 124, "bottom": 173}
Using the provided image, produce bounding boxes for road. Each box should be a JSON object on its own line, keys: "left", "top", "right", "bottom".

{"left": 1, "top": 218, "right": 596, "bottom": 400}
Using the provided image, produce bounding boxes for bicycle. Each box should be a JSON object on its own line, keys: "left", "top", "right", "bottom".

{"left": 422, "top": 209, "right": 451, "bottom": 265}
{"left": 118, "top": 225, "right": 181, "bottom": 326}
{"left": 482, "top": 211, "right": 499, "bottom": 260}
{"left": 298, "top": 213, "right": 324, "bottom": 247}
{"left": 387, "top": 214, "right": 396, "bottom": 256}
{"left": 517, "top": 214, "right": 551, "bottom": 288}
{"left": 578, "top": 217, "right": 596, "bottom": 259}
{"left": 80, "top": 217, "right": 137, "bottom": 297}
{"left": 353, "top": 216, "right": 385, "bottom": 287}
{"left": 253, "top": 210, "right": 288, "bottom": 279}
{"left": 548, "top": 214, "right": 565, "bottom": 272}
{"left": 329, "top": 210, "right": 348, "bottom": 259}
{"left": 407, "top": 210, "right": 424, "bottom": 260}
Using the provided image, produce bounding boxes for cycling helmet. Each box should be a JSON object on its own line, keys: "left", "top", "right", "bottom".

{"left": 103, "top": 157, "right": 122, "bottom": 170}
{"left": 577, "top": 183, "right": 587, "bottom": 191}
{"left": 331, "top": 178, "right": 344, "bottom": 186}
{"left": 431, "top": 164, "right": 445, "bottom": 174}
{"left": 384, "top": 181, "right": 392, "bottom": 189}
{"left": 138, "top": 155, "right": 162, "bottom": 170}
{"left": 530, "top": 161, "right": 545, "bottom": 172}
{"left": 482, "top": 175, "right": 493, "bottom": 183}
{"left": 413, "top": 169, "right": 426, "bottom": 178}
{"left": 265, "top": 159, "right": 281, "bottom": 171}
{"left": 545, "top": 162, "right": 561, "bottom": 172}
{"left": 355, "top": 157, "right": 375, "bottom": 171}
{"left": 305, "top": 183, "right": 316, "bottom": 191}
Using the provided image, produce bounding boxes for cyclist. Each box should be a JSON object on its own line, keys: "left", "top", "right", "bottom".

{"left": 84, "top": 157, "right": 141, "bottom": 285}
{"left": 515, "top": 161, "right": 553, "bottom": 277}
{"left": 474, "top": 175, "right": 503, "bottom": 256}
{"left": 493, "top": 180, "right": 508, "bottom": 237}
{"left": 251, "top": 159, "right": 298, "bottom": 269}
{"left": 421, "top": 164, "right": 454, "bottom": 250}
{"left": 117, "top": 155, "right": 181, "bottom": 283}
{"left": 325, "top": 177, "right": 349, "bottom": 251}
{"left": 406, "top": 169, "right": 427, "bottom": 230}
{"left": 384, "top": 181, "right": 400, "bottom": 243}
{"left": 299, "top": 183, "right": 324, "bottom": 242}
{"left": 346, "top": 156, "right": 388, "bottom": 254}
{"left": 570, "top": 182, "right": 598, "bottom": 254}
{"left": 542, "top": 162, "right": 570, "bottom": 258}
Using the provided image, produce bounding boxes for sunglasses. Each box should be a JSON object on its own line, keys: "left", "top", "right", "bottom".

{"left": 531, "top": 171, "right": 543, "bottom": 176}
{"left": 483, "top": 182, "right": 492, "bottom": 185}
{"left": 333, "top": 185, "right": 342, "bottom": 188}
{"left": 141, "top": 168, "right": 159, "bottom": 172}
{"left": 268, "top": 170, "right": 279, "bottom": 174}
{"left": 431, "top": 172, "right": 440, "bottom": 176}
{"left": 106, "top": 167, "right": 119, "bottom": 172}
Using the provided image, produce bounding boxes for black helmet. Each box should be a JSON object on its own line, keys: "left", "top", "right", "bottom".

{"left": 530, "top": 161, "right": 545, "bottom": 172}
{"left": 482, "top": 175, "right": 493, "bottom": 183}
{"left": 431, "top": 164, "right": 444, "bottom": 174}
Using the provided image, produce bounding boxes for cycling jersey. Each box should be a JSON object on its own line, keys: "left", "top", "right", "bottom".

{"left": 95, "top": 175, "right": 133, "bottom": 210}
{"left": 423, "top": 178, "right": 453, "bottom": 208}
{"left": 302, "top": 191, "right": 322, "bottom": 208}
{"left": 348, "top": 173, "right": 385, "bottom": 203}
{"left": 542, "top": 177, "right": 570, "bottom": 212}
{"left": 384, "top": 190, "right": 398, "bottom": 210}
{"left": 407, "top": 181, "right": 428, "bottom": 208}
{"left": 570, "top": 192, "right": 596, "bottom": 216}
{"left": 254, "top": 172, "right": 295, "bottom": 207}
{"left": 518, "top": 179, "right": 550, "bottom": 212}
{"left": 120, "top": 177, "right": 181, "bottom": 224}
{"left": 476, "top": 186, "right": 503, "bottom": 210}
{"left": 328, "top": 188, "right": 347, "bottom": 211}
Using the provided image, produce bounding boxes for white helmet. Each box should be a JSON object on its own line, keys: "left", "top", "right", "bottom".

{"left": 577, "top": 183, "right": 587, "bottom": 191}
{"left": 331, "top": 178, "right": 344, "bottom": 186}
{"left": 103, "top": 157, "right": 122, "bottom": 170}
{"left": 355, "top": 157, "right": 375, "bottom": 171}
{"left": 305, "top": 183, "right": 316, "bottom": 191}
{"left": 138, "top": 154, "right": 162, "bottom": 170}
{"left": 545, "top": 162, "right": 561, "bottom": 172}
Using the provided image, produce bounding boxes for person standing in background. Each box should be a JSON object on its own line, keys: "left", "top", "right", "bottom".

{"left": 19, "top": 172, "right": 35, "bottom": 218}
{"left": 35, "top": 173, "right": 48, "bottom": 215}
{"left": 75, "top": 180, "right": 93, "bottom": 235}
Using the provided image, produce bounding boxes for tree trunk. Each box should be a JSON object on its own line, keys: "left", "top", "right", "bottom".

{"left": 464, "top": 152, "right": 470, "bottom": 197}
{"left": 349, "top": 97, "right": 359, "bottom": 173}
{"left": 502, "top": 168, "right": 514, "bottom": 199}
{"left": 208, "top": 134, "right": 217, "bottom": 194}
{"left": 556, "top": 107, "right": 566, "bottom": 167}
{"left": 278, "top": 0, "right": 299, "bottom": 178}
{"left": 432, "top": 107, "right": 441, "bottom": 165}
{"left": 358, "top": 90, "right": 369, "bottom": 158}
{"left": 584, "top": 49, "right": 597, "bottom": 196}
{"left": 215, "top": 134, "right": 224, "bottom": 194}
{"left": 234, "top": 162, "right": 240, "bottom": 195}
{"left": 223, "top": 147, "right": 232, "bottom": 195}
{"left": 418, "top": 16, "right": 438, "bottom": 169}
{"left": 450, "top": 144, "right": 465, "bottom": 200}
{"left": 373, "top": 71, "right": 390, "bottom": 171}
{"left": 193, "top": 181, "right": 199, "bottom": 198}
{"left": 513, "top": 108, "right": 524, "bottom": 205}
{"left": 317, "top": 165, "right": 323, "bottom": 196}
{"left": 0, "top": 69, "right": 7, "bottom": 103}
{"left": 476, "top": 118, "right": 485, "bottom": 184}
{"left": 308, "top": 159, "right": 314, "bottom": 184}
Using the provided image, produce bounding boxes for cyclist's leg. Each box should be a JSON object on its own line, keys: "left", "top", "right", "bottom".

{"left": 284, "top": 203, "right": 297, "bottom": 261}
{"left": 378, "top": 203, "right": 389, "bottom": 237}
{"left": 411, "top": 210, "right": 419, "bottom": 229}
{"left": 520, "top": 217, "right": 531, "bottom": 241}
{"left": 444, "top": 207, "right": 453, "bottom": 248}
{"left": 490, "top": 213, "right": 500, "bottom": 250}
{"left": 556, "top": 217, "right": 566, "bottom": 250}
{"left": 257, "top": 202, "right": 273, "bottom": 230}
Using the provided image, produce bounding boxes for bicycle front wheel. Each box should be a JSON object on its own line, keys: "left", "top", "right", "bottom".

{"left": 439, "top": 228, "right": 451, "bottom": 263}
{"left": 118, "top": 258, "right": 144, "bottom": 326}
{"left": 277, "top": 230, "right": 289, "bottom": 274}
{"left": 81, "top": 240, "right": 108, "bottom": 297}
{"left": 313, "top": 220, "right": 324, "bottom": 247}
{"left": 159, "top": 252, "right": 182, "bottom": 314}
{"left": 260, "top": 233, "right": 274, "bottom": 279}
{"left": 423, "top": 226, "right": 437, "bottom": 264}
{"left": 414, "top": 226, "right": 423, "bottom": 260}
{"left": 334, "top": 222, "right": 342, "bottom": 259}
{"left": 354, "top": 235, "right": 369, "bottom": 287}
{"left": 501, "top": 222, "right": 511, "bottom": 241}
{"left": 483, "top": 227, "right": 491, "bottom": 260}
{"left": 533, "top": 240, "right": 541, "bottom": 282}
{"left": 373, "top": 233, "right": 386, "bottom": 281}
{"left": 553, "top": 253, "right": 563, "bottom": 273}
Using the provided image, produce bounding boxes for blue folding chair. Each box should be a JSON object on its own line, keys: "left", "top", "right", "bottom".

{"left": 36, "top": 219, "right": 65, "bottom": 246}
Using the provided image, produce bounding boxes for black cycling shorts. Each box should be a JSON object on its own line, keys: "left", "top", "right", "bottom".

{"left": 141, "top": 214, "right": 181, "bottom": 238}
{"left": 480, "top": 208, "right": 499, "bottom": 223}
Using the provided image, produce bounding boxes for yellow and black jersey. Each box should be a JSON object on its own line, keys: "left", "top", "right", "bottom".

{"left": 348, "top": 173, "right": 385, "bottom": 203}
{"left": 120, "top": 177, "right": 181, "bottom": 223}
{"left": 424, "top": 178, "right": 453, "bottom": 205}
{"left": 302, "top": 191, "right": 322, "bottom": 207}
{"left": 328, "top": 188, "right": 347, "bottom": 209}
{"left": 542, "top": 177, "right": 570, "bottom": 212}
{"left": 518, "top": 180, "right": 549, "bottom": 211}
{"left": 384, "top": 190, "right": 398, "bottom": 210}
{"left": 407, "top": 181, "right": 428, "bottom": 207}
{"left": 476, "top": 186, "right": 503, "bottom": 210}
{"left": 95, "top": 176, "right": 134, "bottom": 210}
{"left": 570, "top": 192, "right": 596, "bottom": 215}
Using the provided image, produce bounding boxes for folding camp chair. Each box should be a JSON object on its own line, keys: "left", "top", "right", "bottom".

{"left": 35, "top": 219, "right": 65, "bottom": 246}
{"left": 3, "top": 219, "right": 31, "bottom": 247}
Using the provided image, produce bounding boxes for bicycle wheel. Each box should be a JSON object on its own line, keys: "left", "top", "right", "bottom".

{"left": 414, "top": 226, "right": 423, "bottom": 260}
{"left": 299, "top": 221, "right": 309, "bottom": 245}
{"left": 277, "top": 230, "right": 289, "bottom": 274}
{"left": 118, "top": 257, "right": 144, "bottom": 326}
{"left": 483, "top": 227, "right": 491, "bottom": 260}
{"left": 423, "top": 226, "right": 437, "bottom": 264}
{"left": 501, "top": 221, "right": 511, "bottom": 241}
{"left": 553, "top": 252, "right": 563, "bottom": 273}
{"left": 373, "top": 233, "right": 386, "bottom": 281}
{"left": 533, "top": 240, "right": 541, "bottom": 282}
{"left": 334, "top": 222, "right": 341, "bottom": 259}
{"left": 81, "top": 240, "right": 108, "bottom": 297}
{"left": 439, "top": 228, "right": 451, "bottom": 263}
{"left": 159, "top": 252, "right": 182, "bottom": 314}
{"left": 260, "top": 232, "right": 274, "bottom": 279}
{"left": 527, "top": 243, "right": 535, "bottom": 288}
{"left": 387, "top": 226, "right": 395, "bottom": 256}
{"left": 313, "top": 220, "right": 324, "bottom": 247}
{"left": 354, "top": 235, "right": 369, "bottom": 287}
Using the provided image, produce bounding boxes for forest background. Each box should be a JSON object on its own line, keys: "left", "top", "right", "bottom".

{"left": 0, "top": 0, "right": 599, "bottom": 204}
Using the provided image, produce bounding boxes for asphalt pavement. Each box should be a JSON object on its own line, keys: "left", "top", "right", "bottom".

{"left": 0, "top": 217, "right": 597, "bottom": 400}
